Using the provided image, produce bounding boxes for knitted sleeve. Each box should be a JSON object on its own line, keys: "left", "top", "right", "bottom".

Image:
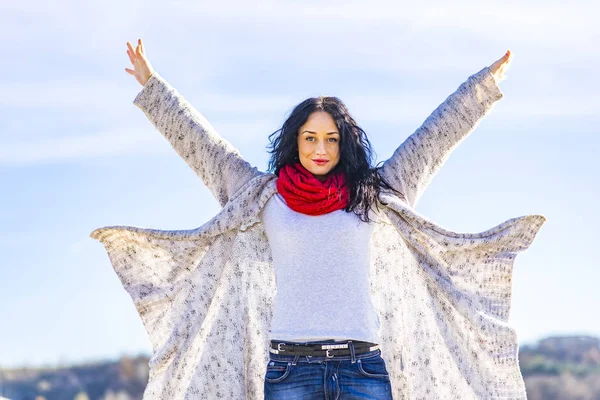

{"left": 378, "top": 66, "right": 504, "bottom": 209}
{"left": 133, "top": 72, "right": 264, "bottom": 208}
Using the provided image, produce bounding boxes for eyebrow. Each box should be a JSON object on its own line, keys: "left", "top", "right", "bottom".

{"left": 301, "top": 130, "right": 340, "bottom": 135}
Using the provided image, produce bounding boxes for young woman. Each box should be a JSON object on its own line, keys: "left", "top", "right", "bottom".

{"left": 103, "top": 39, "right": 541, "bottom": 399}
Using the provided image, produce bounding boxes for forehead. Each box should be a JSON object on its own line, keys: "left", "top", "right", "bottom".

{"left": 301, "top": 111, "right": 338, "bottom": 132}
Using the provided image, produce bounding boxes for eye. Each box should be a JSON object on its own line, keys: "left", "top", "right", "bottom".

{"left": 305, "top": 137, "right": 339, "bottom": 142}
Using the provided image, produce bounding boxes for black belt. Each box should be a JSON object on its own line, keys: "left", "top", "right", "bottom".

{"left": 270, "top": 340, "right": 380, "bottom": 358}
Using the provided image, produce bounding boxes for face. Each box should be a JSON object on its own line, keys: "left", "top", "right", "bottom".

{"left": 297, "top": 111, "right": 341, "bottom": 182}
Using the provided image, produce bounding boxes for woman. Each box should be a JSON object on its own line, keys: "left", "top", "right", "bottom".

{"left": 91, "top": 39, "right": 544, "bottom": 399}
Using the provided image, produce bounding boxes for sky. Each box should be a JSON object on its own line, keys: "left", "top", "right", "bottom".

{"left": 0, "top": 0, "right": 598, "bottom": 368}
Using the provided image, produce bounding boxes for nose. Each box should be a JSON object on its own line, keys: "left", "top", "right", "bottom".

{"left": 315, "top": 140, "right": 326, "bottom": 155}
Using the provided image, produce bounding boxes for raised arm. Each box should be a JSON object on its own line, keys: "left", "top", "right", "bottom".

{"left": 133, "top": 72, "right": 263, "bottom": 207}
{"left": 378, "top": 65, "right": 504, "bottom": 209}
{"left": 125, "top": 38, "right": 262, "bottom": 208}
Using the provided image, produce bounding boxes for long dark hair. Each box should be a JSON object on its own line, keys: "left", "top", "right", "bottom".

{"left": 266, "top": 95, "right": 403, "bottom": 223}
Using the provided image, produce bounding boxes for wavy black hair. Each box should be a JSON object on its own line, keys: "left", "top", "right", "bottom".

{"left": 266, "top": 95, "right": 403, "bottom": 223}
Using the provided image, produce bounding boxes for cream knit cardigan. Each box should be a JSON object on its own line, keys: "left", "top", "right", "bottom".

{"left": 90, "top": 66, "right": 546, "bottom": 399}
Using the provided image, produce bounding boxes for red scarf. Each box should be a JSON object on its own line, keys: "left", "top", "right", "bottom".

{"left": 276, "top": 162, "right": 349, "bottom": 215}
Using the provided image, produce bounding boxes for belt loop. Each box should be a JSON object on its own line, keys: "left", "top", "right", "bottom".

{"left": 349, "top": 340, "right": 356, "bottom": 364}
{"left": 292, "top": 355, "right": 299, "bottom": 366}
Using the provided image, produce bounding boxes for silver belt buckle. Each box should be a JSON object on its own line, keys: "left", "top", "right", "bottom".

{"left": 277, "top": 343, "right": 286, "bottom": 352}
{"left": 325, "top": 349, "right": 334, "bottom": 358}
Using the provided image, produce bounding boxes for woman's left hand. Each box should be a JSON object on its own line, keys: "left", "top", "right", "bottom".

{"left": 489, "top": 50, "right": 513, "bottom": 83}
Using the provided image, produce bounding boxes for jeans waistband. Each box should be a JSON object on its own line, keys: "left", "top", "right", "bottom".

{"left": 269, "top": 339, "right": 381, "bottom": 364}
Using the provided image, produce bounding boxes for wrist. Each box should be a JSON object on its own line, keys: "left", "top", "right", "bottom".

{"left": 141, "top": 71, "right": 155, "bottom": 87}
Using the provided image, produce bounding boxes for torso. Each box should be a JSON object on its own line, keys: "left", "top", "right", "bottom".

{"left": 258, "top": 192, "right": 382, "bottom": 344}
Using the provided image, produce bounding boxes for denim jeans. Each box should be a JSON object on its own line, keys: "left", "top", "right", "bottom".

{"left": 264, "top": 339, "right": 393, "bottom": 399}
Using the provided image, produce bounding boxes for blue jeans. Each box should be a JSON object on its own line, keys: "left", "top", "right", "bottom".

{"left": 264, "top": 339, "right": 393, "bottom": 399}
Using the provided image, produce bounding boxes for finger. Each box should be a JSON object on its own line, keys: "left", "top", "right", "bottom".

{"left": 126, "top": 49, "right": 135, "bottom": 65}
{"left": 496, "top": 54, "right": 510, "bottom": 69}
{"left": 125, "top": 68, "right": 134, "bottom": 75}
{"left": 503, "top": 54, "right": 513, "bottom": 69}
{"left": 127, "top": 42, "right": 139, "bottom": 62}
{"left": 140, "top": 38, "right": 145, "bottom": 55}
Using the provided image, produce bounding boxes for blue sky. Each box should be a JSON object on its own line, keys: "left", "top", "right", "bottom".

{"left": 1, "top": 0, "right": 598, "bottom": 368}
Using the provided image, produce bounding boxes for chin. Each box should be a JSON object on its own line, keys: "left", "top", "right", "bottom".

{"left": 302, "top": 163, "right": 328, "bottom": 173}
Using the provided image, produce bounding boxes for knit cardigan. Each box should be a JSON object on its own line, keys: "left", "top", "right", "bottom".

{"left": 90, "top": 66, "right": 546, "bottom": 399}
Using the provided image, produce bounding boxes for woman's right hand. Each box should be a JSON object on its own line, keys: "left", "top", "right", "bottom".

{"left": 125, "top": 38, "right": 156, "bottom": 87}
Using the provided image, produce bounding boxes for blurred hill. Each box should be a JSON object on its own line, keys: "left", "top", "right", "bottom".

{"left": 519, "top": 335, "right": 600, "bottom": 399}
{"left": 1, "top": 335, "right": 599, "bottom": 399}
{"left": 0, "top": 354, "right": 148, "bottom": 400}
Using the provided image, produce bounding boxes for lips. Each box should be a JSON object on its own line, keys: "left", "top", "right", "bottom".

{"left": 312, "top": 159, "right": 329, "bottom": 165}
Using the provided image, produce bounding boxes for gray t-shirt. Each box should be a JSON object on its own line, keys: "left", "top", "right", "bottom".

{"left": 258, "top": 192, "right": 382, "bottom": 344}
